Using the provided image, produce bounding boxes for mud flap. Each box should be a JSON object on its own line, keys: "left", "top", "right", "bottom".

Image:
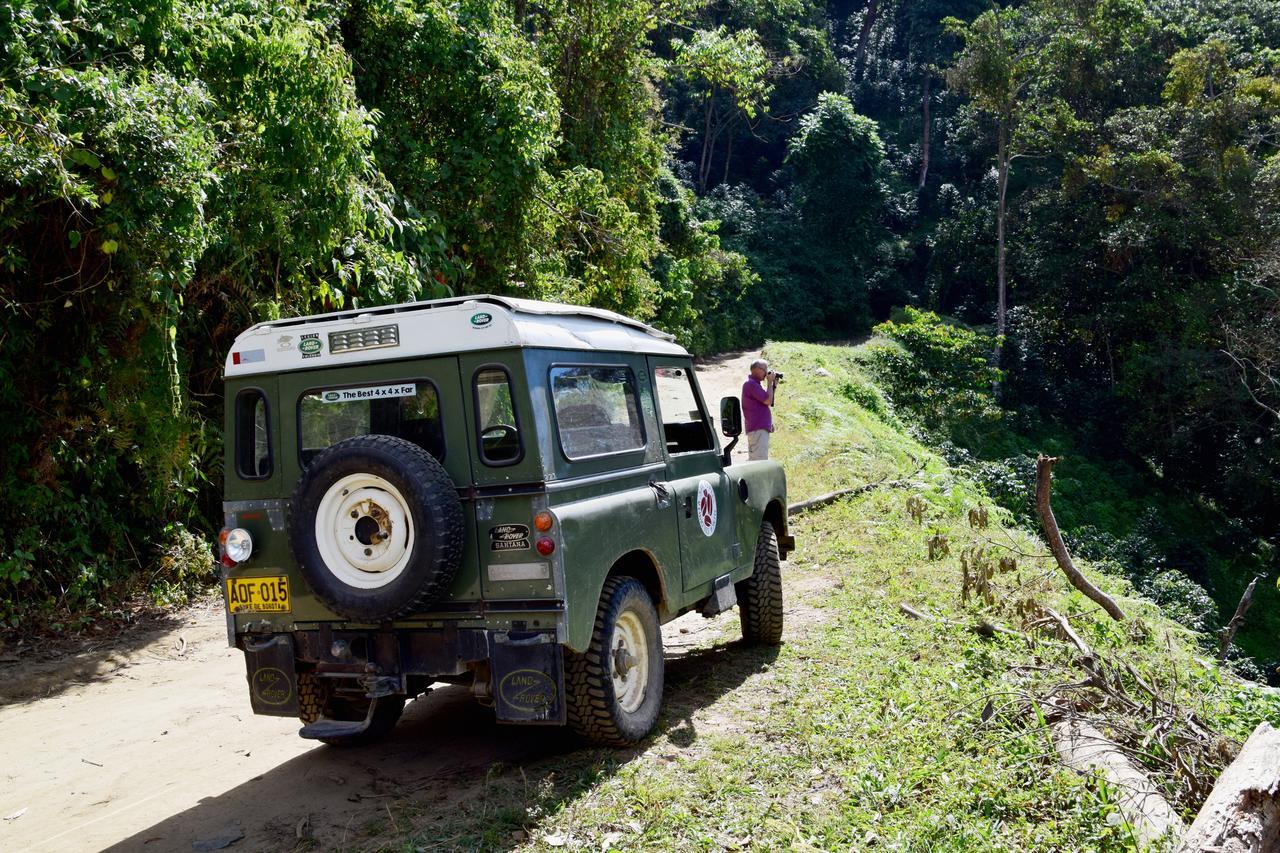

{"left": 490, "top": 632, "right": 566, "bottom": 725}
{"left": 242, "top": 634, "right": 300, "bottom": 717}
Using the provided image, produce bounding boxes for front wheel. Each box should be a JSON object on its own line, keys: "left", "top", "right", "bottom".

{"left": 565, "top": 577, "right": 664, "bottom": 746}
{"left": 737, "top": 521, "right": 784, "bottom": 645}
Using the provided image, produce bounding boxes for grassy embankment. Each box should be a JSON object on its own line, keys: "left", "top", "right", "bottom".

{"left": 378, "top": 341, "right": 1278, "bottom": 852}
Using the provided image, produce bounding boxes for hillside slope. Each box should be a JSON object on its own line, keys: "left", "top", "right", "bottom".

{"left": 387, "top": 340, "right": 1278, "bottom": 851}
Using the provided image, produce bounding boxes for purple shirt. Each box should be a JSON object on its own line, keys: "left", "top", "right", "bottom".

{"left": 742, "top": 376, "right": 773, "bottom": 433}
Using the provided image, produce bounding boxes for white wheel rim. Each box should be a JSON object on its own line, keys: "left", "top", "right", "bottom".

{"left": 610, "top": 610, "right": 650, "bottom": 714}
{"left": 314, "top": 473, "right": 415, "bottom": 590}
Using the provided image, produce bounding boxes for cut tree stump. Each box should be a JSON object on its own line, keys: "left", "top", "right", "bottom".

{"left": 1051, "top": 718, "right": 1185, "bottom": 847}
{"left": 1177, "top": 722, "right": 1280, "bottom": 853}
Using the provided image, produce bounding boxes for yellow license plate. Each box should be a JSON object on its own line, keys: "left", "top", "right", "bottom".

{"left": 226, "top": 576, "right": 291, "bottom": 614}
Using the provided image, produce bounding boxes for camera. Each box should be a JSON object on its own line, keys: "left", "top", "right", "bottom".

{"left": 770, "top": 371, "right": 784, "bottom": 382}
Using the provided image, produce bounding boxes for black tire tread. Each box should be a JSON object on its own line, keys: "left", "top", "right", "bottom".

{"left": 565, "top": 577, "right": 661, "bottom": 747}
{"left": 738, "top": 522, "right": 784, "bottom": 645}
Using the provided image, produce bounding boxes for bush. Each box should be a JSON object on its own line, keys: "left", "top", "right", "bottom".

{"left": 1140, "top": 570, "right": 1218, "bottom": 633}
{"left": 866, "top": 307, "right": 1002, "bottom": 432}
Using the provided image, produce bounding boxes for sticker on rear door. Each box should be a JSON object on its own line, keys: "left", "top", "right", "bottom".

{"left": 696, "top": 480, "right": 717, "bottom": 537}
{"left": 319, "top": 383, "right": 416, "bottom": 403}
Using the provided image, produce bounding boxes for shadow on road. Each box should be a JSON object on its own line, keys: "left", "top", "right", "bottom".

{"left": 0, "top": 609, "right": 197, "bottom": 707}
{"left": 105, "top": 635, "right": 777, "bottom": 851}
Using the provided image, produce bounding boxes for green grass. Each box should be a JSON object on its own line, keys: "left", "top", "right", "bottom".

{"left": 376, "top": 341, "right": 1279, "bottom": 852}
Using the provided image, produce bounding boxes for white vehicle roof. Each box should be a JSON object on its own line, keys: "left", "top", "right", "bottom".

{"left": 224, "top": 294, "right": 687, "bottom": 378}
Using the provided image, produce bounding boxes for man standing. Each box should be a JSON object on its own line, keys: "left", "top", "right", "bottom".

{"left": 741, "top": 358, "right": 778, "bottom": 460}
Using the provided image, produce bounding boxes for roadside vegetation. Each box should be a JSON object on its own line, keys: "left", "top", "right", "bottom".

{"left": 364, "top": 340, "right": 1278, "bottom": 851}
{"left": 2, "top": 0, "right": 1277, "bottom": 678}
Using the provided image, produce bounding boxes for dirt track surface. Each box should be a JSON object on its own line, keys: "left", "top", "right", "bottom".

{"left": 0, "top": 352, "right": 763, "bottom": 853}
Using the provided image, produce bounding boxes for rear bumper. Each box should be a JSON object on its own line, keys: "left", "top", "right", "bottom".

{"left": 238, "top": 625, "right": 565, "bottom": 725}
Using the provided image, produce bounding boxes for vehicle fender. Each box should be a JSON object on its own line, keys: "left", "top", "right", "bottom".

{"left": 723, "top": 460, "right": 790, "bottom": 560}
{"left": 553, "top": 487, "right": 678, "bottom": 653}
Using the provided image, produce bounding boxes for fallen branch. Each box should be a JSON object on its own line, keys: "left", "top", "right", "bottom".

{"left": 897, "top": 602, "right": 1022, "bottom": 639}
{"left": 1039, "top": 607, "right": 1093, "bottom": 661}
{"left": 1177, "top": 722, "right": 1280, "bottom": 853}
{"left": 788, "top": 476, "right": 920, "bottom": 516}
{"left": 1217, "top": 576, "right": 1259, "bottom": 662}
{"left": 898, "top": 602, "right": 935, "bottom": 622}
{"left": 1051, "top": 717, "right": 1186, "bottom": 847}
{"left": 1035, "top": 455, "right": 1126, "bottom": 621}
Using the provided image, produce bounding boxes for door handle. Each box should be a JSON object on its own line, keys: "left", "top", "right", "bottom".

{"left": 683, "top": 495, "right": 693, "bottom": 518}
{"left": 648, "top": 480, "right": 672, "bottom": 509}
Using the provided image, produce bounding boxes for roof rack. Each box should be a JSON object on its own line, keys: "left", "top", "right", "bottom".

{"left": 253, "top": 295, "right": 675, "bottom": 342}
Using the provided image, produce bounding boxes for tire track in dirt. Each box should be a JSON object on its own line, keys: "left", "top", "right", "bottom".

{"left": 0, "top": 350, "right": 789, "bottom": 852}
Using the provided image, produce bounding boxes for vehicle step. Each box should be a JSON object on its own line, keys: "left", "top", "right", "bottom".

{"left": 299, "top": 718, "right": 371, "bottom": 740}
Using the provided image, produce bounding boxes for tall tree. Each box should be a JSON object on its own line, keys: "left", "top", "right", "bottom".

{"left": 672, "top": 26, "right": 773, "bottom": 192}
{"left": 945, "top": 5, "right": 1035, "bottom": 356}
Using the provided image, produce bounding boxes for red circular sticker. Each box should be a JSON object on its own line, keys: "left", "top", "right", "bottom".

{"left": 696, "top": 480, "right": 718, "bottom": 537}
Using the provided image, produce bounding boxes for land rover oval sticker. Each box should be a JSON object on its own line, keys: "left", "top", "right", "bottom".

{"left": 696, "top": 480, "right": 718, "bottom": 537}
{"left": 471, "top": 312, "right": 493, "bottom": 328}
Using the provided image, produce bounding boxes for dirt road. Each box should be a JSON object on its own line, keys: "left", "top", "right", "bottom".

{"left": 0, "top": 352, "right": 763, "bottom": 853}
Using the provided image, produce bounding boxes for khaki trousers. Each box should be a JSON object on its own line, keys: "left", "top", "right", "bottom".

{"left": 747, "top": 429, "right": 771, "bottom": 460}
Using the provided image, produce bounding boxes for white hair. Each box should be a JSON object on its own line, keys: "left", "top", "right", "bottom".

{"left": 750, "top": 359, "right": 768, "bottom": 371}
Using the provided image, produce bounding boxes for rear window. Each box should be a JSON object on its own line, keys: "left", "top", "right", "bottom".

{"left": 235, "top": 389, "right": 272, "bottom": 479}
{"left": 298, "top": 381, "right": 444, "bottom": 466}
{"left": 550, "top": 365, "right": 645, "bottom": 459}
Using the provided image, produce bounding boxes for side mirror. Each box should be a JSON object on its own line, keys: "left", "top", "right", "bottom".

{"left": 719, "top": 396, "right": 742, "bottom": 438}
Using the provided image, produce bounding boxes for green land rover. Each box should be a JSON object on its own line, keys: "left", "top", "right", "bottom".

{"left": 220, "top": 295, "right": 793, "bottom": 746}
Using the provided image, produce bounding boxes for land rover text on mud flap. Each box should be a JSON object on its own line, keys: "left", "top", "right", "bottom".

{"left": 221, "top": 295, "right": 794, "bottom": 746}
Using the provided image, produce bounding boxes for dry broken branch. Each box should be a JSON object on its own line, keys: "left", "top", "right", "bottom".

{"left": 1035, "top": 455, "right": 1126, "bottom": 621}
{"left": 787, "top": 473, "right": 921, "bottom": 516}
{"left": 1217, "top": 576, "right": 1259, "bottom": 662}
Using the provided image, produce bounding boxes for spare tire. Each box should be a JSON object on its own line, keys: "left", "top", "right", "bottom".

{"left": 289, "top": 435, "right": 464, "bottom": 622}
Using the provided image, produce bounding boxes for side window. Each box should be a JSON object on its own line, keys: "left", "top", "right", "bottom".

{"left": 550, "top": 365, "right": 645, "bottom": 460}
{"left": 236, "top": 390, "right": 272, "bottom": 479}
{"left": 475, "top": 367, "right": 523, "bottom": 466}
{"left": 298, "top": 382, "right": 444, "bottom": 466}
{"left": 654, "top": 366, "right": 713, "bottom": 454}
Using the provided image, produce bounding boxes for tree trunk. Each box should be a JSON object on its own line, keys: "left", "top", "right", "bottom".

{"left": 698, "top": 91, "right": 715, "bottom": 192}
{"left": 1035, "top": 455, "right": 1127, "bottom": 621}
{"left": 722, "top": 124, "right": 734, "bottom": 188}
{"left": 1177, "top": 722, "right": 1280, "bottom": 853}
{"left": 918, "top": 71, "right": 932, "bottom": 190}
{"left": 853, "top": 0, "right": 879, "bottom": 82}
{"left": 1052, "top": 719, "right": 1185, "bottom": 847}
{"left": 996, "top": 114, "right": 1009, "bottom": 342}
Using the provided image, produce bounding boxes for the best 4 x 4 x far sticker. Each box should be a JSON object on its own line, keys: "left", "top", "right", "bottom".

{"left": 320, "top": 384, "right": 416, "bottom": 403}
{"left": 696, "top": 480, "right": 718, "bottom": 537}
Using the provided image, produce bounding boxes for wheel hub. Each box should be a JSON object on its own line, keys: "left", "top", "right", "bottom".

{"left": 613, "top": 643, "right": 636, "bottom": 678}
{"left": 314, "top": 474, "right": 415, "bottom": 589}
{"left": 609, "top": 610, "right": 650, "bottom": 714}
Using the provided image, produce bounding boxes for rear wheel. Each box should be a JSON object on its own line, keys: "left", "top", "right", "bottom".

{"left": 737, "top": 521, "right": 784, "bottom": 645}
{"left": 297, "top": 673, "right": 405, "bottom": 747}
{"left": 566, "top": 577, "right": 664, "bottom": 746}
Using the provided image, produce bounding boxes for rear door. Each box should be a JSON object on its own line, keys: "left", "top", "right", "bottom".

{"left": 277, "top": 356, "right": 483, "bottom": 606}
{"left": 649, "top": 359, "right": 738, "bottom": 593}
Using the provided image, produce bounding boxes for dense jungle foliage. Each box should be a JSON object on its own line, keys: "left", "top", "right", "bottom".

{"left": 1, "top": 0, "right": 1277, "bottom": 673}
